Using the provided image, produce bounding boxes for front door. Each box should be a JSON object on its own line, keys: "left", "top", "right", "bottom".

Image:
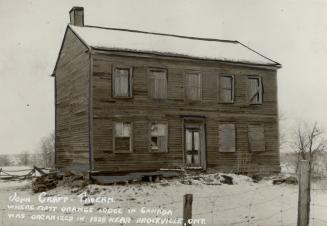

{"left": 185, "top": 127, "right": 201, "bottom": 167}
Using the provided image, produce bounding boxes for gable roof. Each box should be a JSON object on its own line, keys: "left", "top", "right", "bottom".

{"left": 52, "top": 24, "right": 281, "bottom": 76}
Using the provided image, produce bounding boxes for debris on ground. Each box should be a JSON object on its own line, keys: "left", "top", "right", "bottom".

{"left": 179, "top": 173, "right": 241, "bottom": 186}
{"left": 220, "top": 175, "right": 234, "bottom": 185}
{"left": 273, "top": 176, "right": 298, "bottom": 185}
{"left": 251, "top": 174, "right": 263, "bottom": 183}
{"left": 59, "top": 174, "right": 89, "bottom": 193}
{"left": 32, "top": 173, "right": 58, "bottom": 193}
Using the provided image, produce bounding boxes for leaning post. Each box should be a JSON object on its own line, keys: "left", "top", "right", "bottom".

{"left": 183, "top": 194, "right": 193, "bottom": 226}
{"left": 297, "top": 160, "right": 311, "bottom": 226}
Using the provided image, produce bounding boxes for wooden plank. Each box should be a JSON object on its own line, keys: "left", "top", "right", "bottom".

{"left": 91, "top": 170, "right": 180, "bottom": 184}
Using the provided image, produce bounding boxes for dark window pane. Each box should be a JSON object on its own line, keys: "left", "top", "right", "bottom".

{"left": 115, "top": 137, "right": 130, "bottom": 152}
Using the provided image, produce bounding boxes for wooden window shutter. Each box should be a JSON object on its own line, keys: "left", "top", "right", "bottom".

{"left": 248, "top": 76, "right": 262, "bottom": 104}
{"left": 148, "top": 73, "right": 155, "bottom": 98}
{"left": 148, "top": 69, "right": 167, "bottom": 99}
{"left": 186, "top": 73, "right": 201, "bottom": 101}
{"left": 219, "top": 124, "right": 236, "bottom": 152}
{"left": 219, "top": 75, "right": 234, "bottom": 103}
{"left": 248, "top": 124, "right": 265, "bottom": 152}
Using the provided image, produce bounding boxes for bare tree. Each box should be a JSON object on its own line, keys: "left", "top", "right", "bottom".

{"left": 19, "top": 151, "right": 30, "bottom": 166}
{"left": 279, "top": 112, "right": 288, "bottom": 150}
{"left": 39, "top": 132, "right": 55, "bottom": 168}
{"left": 0, "top": 155, "right": 10, "bottom": 166}
{"left": 292, "top": 121, "right": 327, "bottom": 175}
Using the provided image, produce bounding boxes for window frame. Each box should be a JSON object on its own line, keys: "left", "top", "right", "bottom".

{"left": 148, "top": 122, "right": 168, "bottom": 153}
{"left": 247, "top": 75, "right": 263, "bottom": 105}
{"left": 113, "top": 121, "right": 133, "bottom": 153}
{"left": 112, "top": 66, "right": 133, "bottom": 98}
{"left": 184, "top": 71, "right": 202, "bottom": 102}
{"left": 218, "top": 123, "right": 236, "bottom": 153}
{"left": 147, "top": 68, "right": 168, "bottom": 100}
{"left": 218, "top": 74, "right": 235, "bottom": 104}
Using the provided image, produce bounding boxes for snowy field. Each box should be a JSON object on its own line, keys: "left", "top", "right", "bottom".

{"left": 0, "top": 166, "right": 326, "bottom": 226}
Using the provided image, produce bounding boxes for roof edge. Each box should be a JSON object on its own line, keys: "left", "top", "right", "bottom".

{"left": 51, "top": 26, "right": 68, "bottom": 77}
{"left": 238, "top": 42, "right": 281, "bottom": 67}
{"left": 91, "top": 47, "right": 282, "bottom": 70}
{"left": 72, "top": 24, "right": 281, "bottom": 67}
{"left": 51, "top": 24, "right": 281, "bottom": 76}
{"left": 51, "top": 25, "right": 91, "bottom": 76}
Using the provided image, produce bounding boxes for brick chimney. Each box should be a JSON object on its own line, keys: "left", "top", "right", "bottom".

{"left": 69, "top": 7, "right": 84, "bottom": 26}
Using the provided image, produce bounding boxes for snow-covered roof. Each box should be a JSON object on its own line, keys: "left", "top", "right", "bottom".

{"left": 64, "top": 24, "right": 280, "bottom": 68}
{"left": 69, "top": 25, "right": 280, "bottom": 67}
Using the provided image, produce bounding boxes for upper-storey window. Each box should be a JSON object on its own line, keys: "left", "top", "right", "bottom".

{"left": 219, "top": 75, "right": 234, "bottom": 103}
{"left": 248, "top": 76, "right": 262, "bottom": 104}
{"left": 185, "top": 72, "right": 202, "bottom": 101}
{"left": 148, "top": 69, "right": 167, "bottom": 99}
{"left": 112, "top": 67, "right": 132, "bottom": 98}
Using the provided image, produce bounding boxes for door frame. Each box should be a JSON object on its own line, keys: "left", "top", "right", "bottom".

{"left": 182, "top": 117, "right": 207, "bottom": 170}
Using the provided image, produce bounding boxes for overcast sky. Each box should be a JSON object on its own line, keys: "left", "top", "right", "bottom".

{"left": 0, "top": 0, "right": 326, "bottom": 154}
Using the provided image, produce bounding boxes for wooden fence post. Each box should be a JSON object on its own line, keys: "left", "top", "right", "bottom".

{"left": 297, "top": 160, "right": 310, "bottom": 226}
{"left": 183, "top": 194, "right": 193, "bottom": 226}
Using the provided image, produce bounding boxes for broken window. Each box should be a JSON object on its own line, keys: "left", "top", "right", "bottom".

{"left": 248, "top": 124, "right": 265, "bottom": 152}
{"left": 114, "top": 122, "right": 132, "bottom": 153}
{"left": 113, "top": 67, "right": 132, "bottom": 97}
{"left": 185, "top": 73, "right": 201, "bottom": 101}
{"left": 148, "top": 69, "right": 167, "bottom": 99}
{"left": 248, "top": 76, "right": 262, "bottom": 104}
{"left": 219, "top": 124, "right": 236, "bottom": 152}
{"left": 150, "top": 123, "right": 168, "bottom": 152}
{"left": 219, "top": 75, "right": 234, "bottom": 103}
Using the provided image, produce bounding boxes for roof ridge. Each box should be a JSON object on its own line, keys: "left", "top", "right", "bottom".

{"left": 82, "top": 25, "right": 239, "bottom": 44}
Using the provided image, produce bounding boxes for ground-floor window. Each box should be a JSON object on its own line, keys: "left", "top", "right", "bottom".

{"left": 150, "top": 123, "right": 168, "bottom": 152}
{"left": 219, "top": 124, "right": 236, "bottom": 152}
{"left": 248, "top": 124, "right": 265, "bottom": 152}
{"left": 113, "top": 122, "right": 132, "bottom": 153}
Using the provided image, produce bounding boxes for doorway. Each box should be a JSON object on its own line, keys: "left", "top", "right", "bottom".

{"left": 184, "top": 119, "right": 206, "bottom": 169}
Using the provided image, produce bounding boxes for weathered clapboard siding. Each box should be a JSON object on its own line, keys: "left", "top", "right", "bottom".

{"left": 53, "top": 8, "right": 281, "bottom": 176}
{"left": 91, "top": 52, "right": 280, "bottom": 173}
{"left": 55, "top": 28, "right": 90, "bottom": 172}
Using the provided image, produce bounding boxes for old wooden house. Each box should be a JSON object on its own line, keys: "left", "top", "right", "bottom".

{"left": 52, "top": 7, "right": 281, "bottom": 178}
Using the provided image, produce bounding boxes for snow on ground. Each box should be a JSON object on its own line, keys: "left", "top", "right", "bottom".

{"left": 0, "top": 167, "right": 326, "bottom": 226}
